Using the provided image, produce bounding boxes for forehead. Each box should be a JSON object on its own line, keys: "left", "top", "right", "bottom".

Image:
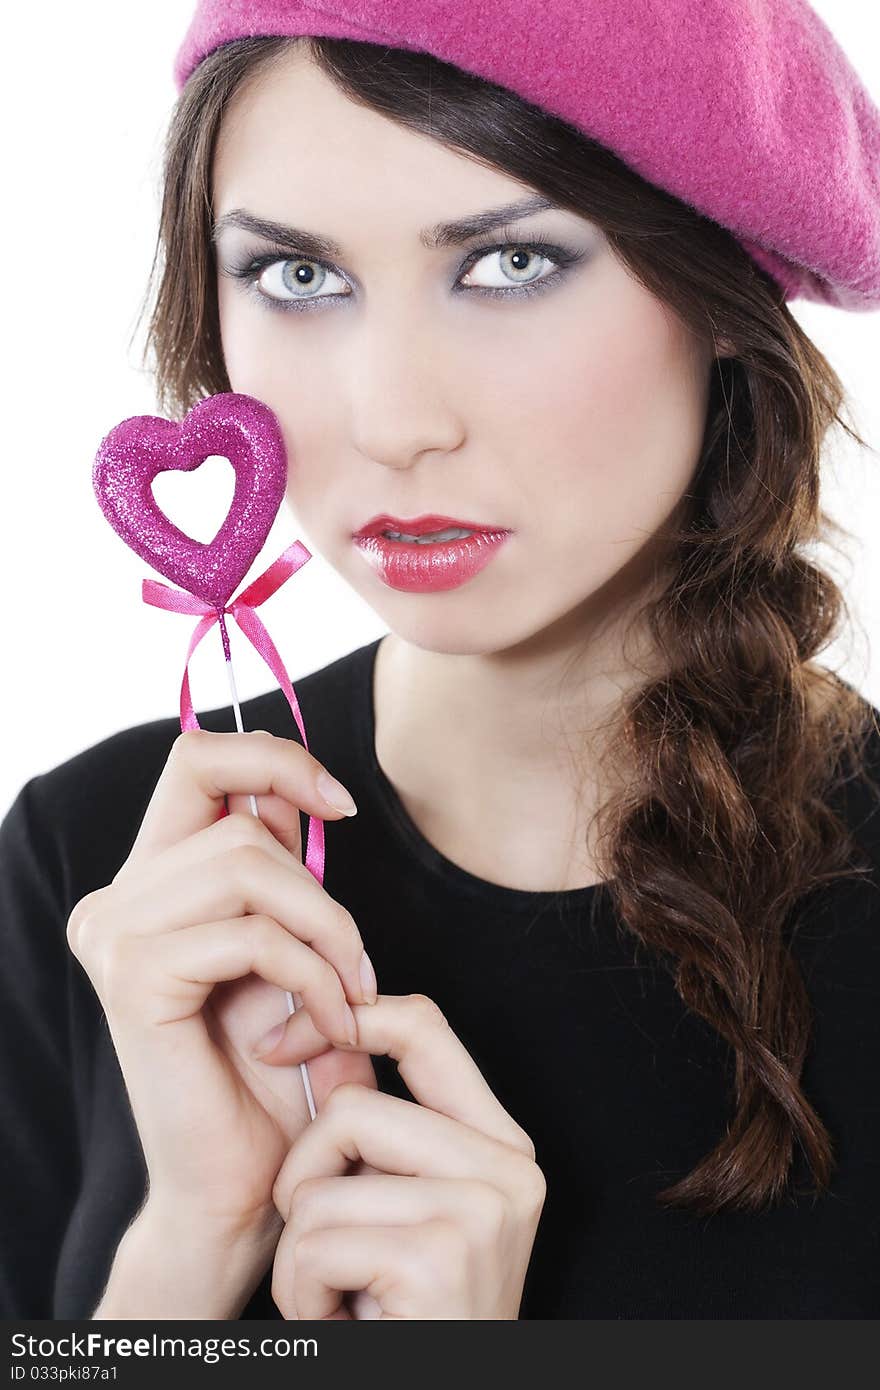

{"left": 212, "top": 49, "right": 537, "bottom": 218}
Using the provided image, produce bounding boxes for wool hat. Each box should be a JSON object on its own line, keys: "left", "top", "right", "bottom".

{"left": 173, "top": 1, "right": 880, "bottom": 312}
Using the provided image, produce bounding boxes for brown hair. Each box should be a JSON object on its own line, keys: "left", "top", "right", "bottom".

{"left": 136, "top": 35, "right": 880, "bottom": 1216}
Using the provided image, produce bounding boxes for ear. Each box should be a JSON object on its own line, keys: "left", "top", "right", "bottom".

{"left": 713, "top": 336, "right": 737, "bottom": 360}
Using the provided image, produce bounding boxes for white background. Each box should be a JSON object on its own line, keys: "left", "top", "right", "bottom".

{"left": 1, "top": 1, "right": 878, "bottom": 818}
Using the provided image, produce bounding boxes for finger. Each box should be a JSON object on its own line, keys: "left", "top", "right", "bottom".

{"left": 123, "top": 728, "right": 357, "bottom": 870}
{"left": 115, "top": 915, "right": 358, "bottom": 1047}
{"left": 96, "top": 836, "right": 372, "bottom": 1007}
{"left": 276, "top": 1221, "right": 465, "bottom": 1321}
{"left": 275, "top": 1174, "right": 542, "bottom": 1322}
{"left": 226, "top": 726, "right": 316, "bottom": 862}
{"left": 111, "top": 808, "right": 305, "bottom": 899}
{"left": 272, "top": 1084, "right": 540, "bottom": 1220}
{"left": 256, "top": 993, "right": 534, "bottom": 1155}
{"left": 282, "top": 1173, "right": 506, "bottom": 1247}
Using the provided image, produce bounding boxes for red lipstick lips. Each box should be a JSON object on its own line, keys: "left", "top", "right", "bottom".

{"left": 353, "top": 513, "right": 499, "bottom": 538}
{"left": 352, "top": 513, "right": 513, "bottom": 593}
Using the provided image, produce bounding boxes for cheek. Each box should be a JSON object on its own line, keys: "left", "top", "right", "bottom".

{"left": 217, "top": 287, "right": 326, "bottom": 508}
{"left": 217, "top": 282, "right": 297, "bottom": 400}
{"left": 516, "top": 295, "right": 708, "bottom": 554}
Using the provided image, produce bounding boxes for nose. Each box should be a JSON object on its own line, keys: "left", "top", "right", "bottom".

{"left": 345, "top": 303, "right": 465, "bottom": 471}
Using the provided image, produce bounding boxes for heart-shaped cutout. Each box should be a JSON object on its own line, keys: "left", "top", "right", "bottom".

{"left": 151, "top": 453, "right": 237, "bottom": 546}
{"left": 93, "top": 392, "right": 288, "bottom": 608}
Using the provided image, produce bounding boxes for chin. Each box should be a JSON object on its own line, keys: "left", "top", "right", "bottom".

{"left": 379, "top": 609, "right": 539, "bottom": 660}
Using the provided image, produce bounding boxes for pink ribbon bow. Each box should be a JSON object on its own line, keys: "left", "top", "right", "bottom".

{"left": 141, "top": 539, "right": 325, "bottom": 886}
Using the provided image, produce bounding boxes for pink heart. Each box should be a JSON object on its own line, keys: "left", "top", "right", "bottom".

{"left": 93, "top": 392, "right": 288, "bottom": 608}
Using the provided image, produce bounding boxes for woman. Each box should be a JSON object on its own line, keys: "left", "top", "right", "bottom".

{"left": 2, "top": 16, "right": 879, "bottom": 1320}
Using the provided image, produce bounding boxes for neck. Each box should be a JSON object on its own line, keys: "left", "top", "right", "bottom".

{"left": 371, "top": 593, "right": 660, "bottom": 892}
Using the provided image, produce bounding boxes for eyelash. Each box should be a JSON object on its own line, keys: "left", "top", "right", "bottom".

{"left": 222, "top": 227, "right": 587, "bottom": 314}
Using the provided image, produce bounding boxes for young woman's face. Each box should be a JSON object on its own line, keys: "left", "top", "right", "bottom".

{"left": 212, "top": 50, "right": 717, "bottom": 657}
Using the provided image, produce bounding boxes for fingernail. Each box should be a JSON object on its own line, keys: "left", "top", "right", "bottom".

{"left": 342, "top": 1001, "right": 358, "bottom": 1046}
{"left": 253, "top": 1021, "right": 285, "bottom": 1059}
{"left": 316, "top": 770, "right": 358, "bottom": 816}
{"left": 359, "top": 950, "right": 378, "bottom": 1004}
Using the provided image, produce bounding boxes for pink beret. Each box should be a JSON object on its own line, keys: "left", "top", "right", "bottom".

{"left": 173, "top": 1, "right": 880, "bottom": 312}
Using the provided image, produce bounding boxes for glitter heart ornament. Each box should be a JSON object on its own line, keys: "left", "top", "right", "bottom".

{"left": 93, "top": 392, "right": 288, "bottom": 608}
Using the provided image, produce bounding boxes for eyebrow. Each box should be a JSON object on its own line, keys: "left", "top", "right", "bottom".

{"left": 211, "top": 194, "right": 559, "bottom": 258}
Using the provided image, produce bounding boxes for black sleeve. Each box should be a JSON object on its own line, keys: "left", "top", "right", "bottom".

{"left": 0, "top": 777, "right": 82, "bottom": 1319}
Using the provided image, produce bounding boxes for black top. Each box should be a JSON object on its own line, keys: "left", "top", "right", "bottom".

{"left": 1, "top": 636, "right": 879, "bottom": 1320}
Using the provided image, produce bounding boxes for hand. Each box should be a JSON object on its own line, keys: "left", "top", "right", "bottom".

{"left": 65, "top": 729, "right": 379, "bottom": 1252}
{"left": 259, "top": 993, "right": 547, "bottom": 1319}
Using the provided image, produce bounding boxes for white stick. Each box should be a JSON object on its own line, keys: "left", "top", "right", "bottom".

{"left": 221, "top": 631, "right": 317, "bottom": 1123}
